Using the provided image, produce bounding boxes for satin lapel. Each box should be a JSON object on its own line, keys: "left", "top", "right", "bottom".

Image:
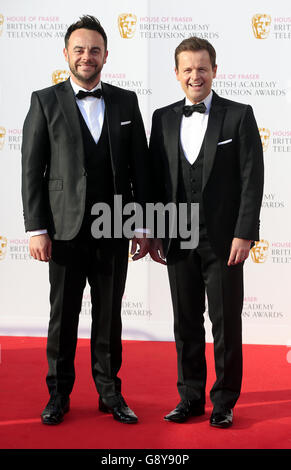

{"left": 54, "top": 79, "right": 85, "bottom": 166}
{"left": 101, "top": 82, "right": 120, "bottom": 172}
{"left": 203, "top": 92, "right": 226, "bottom": 190}
{"left": 162, "top": 100, "right": 184, "bottom": 200}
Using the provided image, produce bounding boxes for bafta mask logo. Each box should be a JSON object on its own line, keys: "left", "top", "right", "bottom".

{"left": 0, "top": 236, "right": 7, "bottom": 261}
{"left": 252, "top": 14, "right": 271, "bottom": 39}
{"left": 0, "top": 14, "right": 4, "bottom": 36}
{"left": 0, "top": 126, "right": 6, "bottom": 150}
{"left": 259, "top": 128, "right": 270, "bottom": 152}
{"left": 52, "top": 70, "right": 70, "bottom": 85}
{"left": 118, "top": 13, "right": 137, "bottom": 39}
{"left": 251, "top": 239, "right": 269, "bottom": 264}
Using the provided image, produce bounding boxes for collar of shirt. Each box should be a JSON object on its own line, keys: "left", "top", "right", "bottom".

{"left": 180, "top": 91, "right": 213, "bottom": 165}
{"left": 69, "top": 78, "right": 105, "bottom": 143}
{"left": 70, "top": 77, "right": 102, "bottom": 96}
{"left": 184, "top": 90, "right": 213, "bottom": 114}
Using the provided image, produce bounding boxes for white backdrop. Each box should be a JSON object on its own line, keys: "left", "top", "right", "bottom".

{"left": 0, "top": 0, "right": 291, "bottom": 346}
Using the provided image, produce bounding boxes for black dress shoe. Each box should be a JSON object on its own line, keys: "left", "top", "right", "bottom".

{"left": 210, "top": 408, "right": 233, "bottom": 428}
{"left": 164, "top": 400, "right": 205, "bottom": 423}
{"left": 99, "top": 395, "right": 138, "bottom": 424}
{"left": 41, "top": 394, "right": 70, "bottom": 425}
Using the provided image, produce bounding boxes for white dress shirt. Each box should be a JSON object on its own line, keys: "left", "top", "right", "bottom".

{"left": 70, "top": 78, "right": 105, "bottom": 144}
{"left": 180, "top": 91, "right": 213, "bottom": 164}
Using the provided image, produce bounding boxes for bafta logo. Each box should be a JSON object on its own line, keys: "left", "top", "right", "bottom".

{"left": 52, "top": 70, "right": 70, "bottom": 85}
{"left": 252, "top": 14, "right": 271, "bottom": 39}
{"left": 0, "top": 126, "right": 6, "bottom": 150}
{"left": 251, "top": 239, "right": 269, "bottom": 264}
{"left": 118, "top": 13, "right": 137, "bottom": 39}
{"left": 259, "top": 128, "right": 270, "bottom": 152}
{"left": 0, "top": 14, "right": 4, "bottom": 36}
{"left": 0, "top": 236, "right": 7, "bottom": 261}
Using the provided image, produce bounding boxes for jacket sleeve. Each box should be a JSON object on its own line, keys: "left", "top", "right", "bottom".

{"left": 21, "top": 92, "right": 50, "bottom": 231}
{"left": 234, "top": 105, "right": 264, "bottom": 241}
{"left": 149, "top": 109, "right": 165, "bottom": 204}
{"left": 128, "top": 92, "right": 151, "bottom": 207}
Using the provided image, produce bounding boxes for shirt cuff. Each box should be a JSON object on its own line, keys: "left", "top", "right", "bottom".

{"left": 135, "top": 228, "right": 151, "bottom": 235}
{"left": 28, "top": 229, "right": 48, "bottom": 237}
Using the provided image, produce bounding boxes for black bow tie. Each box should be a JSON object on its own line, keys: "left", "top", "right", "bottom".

{"left": 183, "top": 102, "right": 206, "bottom": 117}
{"left": 76, "top": 89, "right": 102, "bottom": 99}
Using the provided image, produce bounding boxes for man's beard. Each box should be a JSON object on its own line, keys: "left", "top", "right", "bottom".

{"left": 69, "top": 63, "right": 101, "bottom": 86}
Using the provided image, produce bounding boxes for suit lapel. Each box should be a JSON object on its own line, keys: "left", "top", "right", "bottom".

{"left": 101, "top": 82, "right": 120, "bottom": 171}
{"left": 55, "top": 80, "right": 121, "bottom": 171}
{"left": 54, "top": 79, "right": 85, "bottom": 166}
{"left": 203, "top": 91, "right": 226, "bottom": 190}
{"left": 163, "top": 100, "right": 184, "bottom": 200}
{"left": 162, "top": 94, "right": 226, "bottom": 196}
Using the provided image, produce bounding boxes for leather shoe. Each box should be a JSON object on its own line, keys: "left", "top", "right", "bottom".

{"left": 164, "top": 400, "right": 205, "bottom": 423}
{"left": 99, "top": 395, "right": 138, "bottom": 424}
{"left": 210, "top": 408, "right": 233, "bottom": 428}
{"left": 41, "top": 394, "right": 70, "bottom": 425}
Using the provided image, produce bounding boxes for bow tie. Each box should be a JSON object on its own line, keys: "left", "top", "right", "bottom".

{"left": 183, "top": 102, "right": 206, "bottom": 117}
{"left": 76, "top": 89, "right": 102, "bottom": 99}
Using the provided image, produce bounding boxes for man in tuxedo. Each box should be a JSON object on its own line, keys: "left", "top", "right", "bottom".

{"left": 22, "top": 15, "right": 150, "bottom": 425}
{"left": 149, "top": 37, "right": 264, "bottom": 427}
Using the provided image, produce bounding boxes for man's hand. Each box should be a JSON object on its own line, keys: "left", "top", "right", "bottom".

{"left": 149, "top": 238, "right": 167, "bottom": 265}
{"left": 130, "top": 233, "right": 150, "bottom": 261}
{"left": 29, "top": 234, "right": 52, "bottom": 262}
{"left": 228, "top": 237, "right": 252, "bottom": 266}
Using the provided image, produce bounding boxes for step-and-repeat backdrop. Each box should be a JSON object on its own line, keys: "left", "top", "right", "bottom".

{"left": 1, "top": 0, "right": 290, "bottom": 345}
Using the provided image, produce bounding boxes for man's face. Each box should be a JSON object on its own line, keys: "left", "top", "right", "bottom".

{"left": 63, "top": 28, "right": 108, "bottom": 88}
{"left": 175, "top": 50, "right": 217, "bottom": 103}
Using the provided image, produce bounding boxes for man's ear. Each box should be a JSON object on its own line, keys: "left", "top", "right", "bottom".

{"left": 212, "top": 65, "right": 218, "bottom": 79}
{"left": 63, "top": 47, "right": 68, "bottom": 63}
{"left": 103, "top": 49, "right": 109, "bottom": 65}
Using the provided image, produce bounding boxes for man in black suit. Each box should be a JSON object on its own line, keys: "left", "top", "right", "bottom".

{"left": 22, "top": 15, "right": 150, "bottom": 425}
{"left": 149, "top": 37, "right": 264, "bottom": 427}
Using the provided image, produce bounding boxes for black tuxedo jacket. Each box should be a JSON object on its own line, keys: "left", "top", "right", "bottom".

{"left": 149, "top": 91, "right": 264, "bottom": 258}
{"left": 21, "top": 79, "right": 149, "bottom": 240}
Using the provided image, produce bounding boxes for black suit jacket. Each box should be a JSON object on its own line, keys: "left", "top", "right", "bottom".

{"left": 21, "top": 79, "right": 149, "bottom": 240}
{"left": 149, "top": 91, "right": 264, "bottom": 259}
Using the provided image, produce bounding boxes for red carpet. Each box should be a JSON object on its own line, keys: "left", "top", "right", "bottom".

{"left": 0, "top": 336, "right": 291, "bottom": 453}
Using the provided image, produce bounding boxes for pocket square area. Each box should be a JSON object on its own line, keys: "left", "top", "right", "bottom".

{"left": 121, "top": 121, "right": 131, "bottom": 126}
{"left": 217, "top": 139, "right": 232, "bottom": 146}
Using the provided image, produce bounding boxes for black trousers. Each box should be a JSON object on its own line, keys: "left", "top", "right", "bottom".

{"left": 167, "top": 227, "right": 244, "bottom": 411}
{"left": 46, "top": 226, "right": 129, "bottom": 405}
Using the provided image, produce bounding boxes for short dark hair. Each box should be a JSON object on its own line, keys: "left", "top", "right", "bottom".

{"left": 175, "top": 36, "right": 216, "bottom": 69}
{"left": 64, "top": 15, "right": 107, "bottom": 50}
